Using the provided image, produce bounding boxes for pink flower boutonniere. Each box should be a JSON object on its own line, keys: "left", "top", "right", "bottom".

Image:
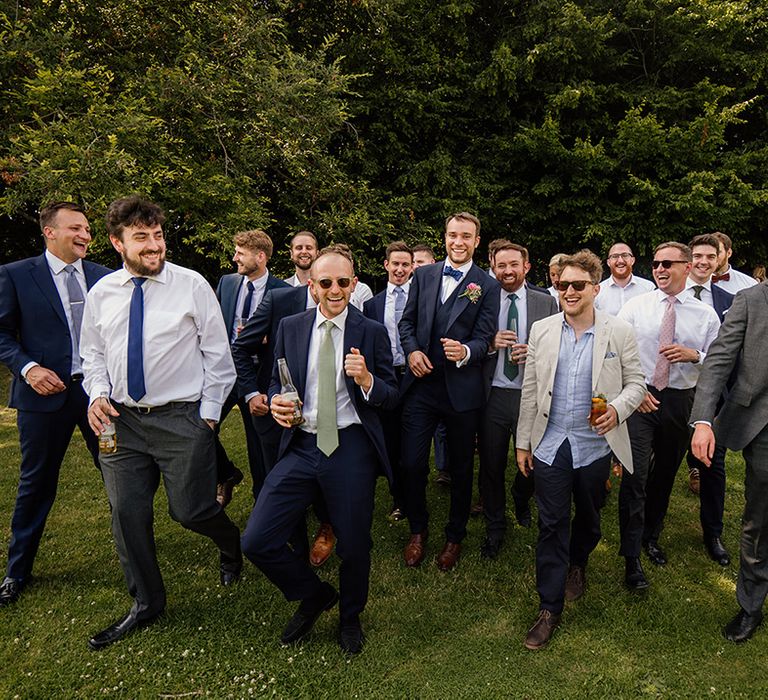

{"left": 459, "top": 282, "right": 482, "bottom": 304}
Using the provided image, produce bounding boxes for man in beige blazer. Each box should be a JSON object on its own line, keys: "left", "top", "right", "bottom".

{"left": 516, "top": 250, "right": 645, "bottom": 650}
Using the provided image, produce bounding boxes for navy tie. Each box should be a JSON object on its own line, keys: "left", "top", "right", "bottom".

{"left": 241, "top": 280, "right": 255, "bottom": 320}
{"left": 443, "top": 266, "right": 462, "bottom": 282}
{"left": 127, "top": 277, "right": 146, "bottom": 402}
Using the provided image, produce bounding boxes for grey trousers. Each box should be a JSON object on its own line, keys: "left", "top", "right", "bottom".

{"left": 99, "top": 401, "right": 240, "bottom": 619}
{"left": 738, "top": 421, "right": 768, "bottom": 614}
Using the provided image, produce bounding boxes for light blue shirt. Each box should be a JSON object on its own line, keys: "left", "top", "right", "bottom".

{"left": 534, "top": 321, "right": 610, "bottom": 468}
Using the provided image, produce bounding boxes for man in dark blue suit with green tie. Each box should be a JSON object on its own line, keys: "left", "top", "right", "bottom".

{"left": 398, "top": 212, "right": 500, "bottom": 571}
{"left": 0, "top": 202, "right": 111, "bottom": 607}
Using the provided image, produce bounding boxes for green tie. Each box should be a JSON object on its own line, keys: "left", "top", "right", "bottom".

{"left": 692, "top": 285, "right": 704, "bottom": 300}
{"left": 317, "top": 320, "right": 338, "bottom": 456}
{"left": 504, "top": 293, "right": 519, "bottom": 381}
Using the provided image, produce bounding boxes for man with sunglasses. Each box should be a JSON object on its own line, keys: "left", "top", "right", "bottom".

{"left": 398, "top": 212, "right": 500, "bottom": 571}
{"left": 240, "top": 248, "right": 398, "bottom": 654}
{"left": 617, "top": 242, "right": 720, "bottom": 589}
{"left": 516, "top": 250, "right": 645, "bottom": 649}
{"left": 594, "top": 243, "right": 655, "bottom": 317}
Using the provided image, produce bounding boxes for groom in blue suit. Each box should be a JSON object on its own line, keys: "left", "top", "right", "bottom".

{"left": 0, "top": 202, "right": 111, "bottom": 606}
{"left": 241, "top": 248, "right": 398, "bottom": 654}
{"left": 398, "top": 212, "right": 500, "bottom": 571}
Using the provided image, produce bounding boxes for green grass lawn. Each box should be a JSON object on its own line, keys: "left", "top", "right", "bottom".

{"left": 0, "top": 367, "right": 766, "bottom": 699}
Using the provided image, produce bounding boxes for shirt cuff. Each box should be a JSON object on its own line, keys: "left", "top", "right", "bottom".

{"left": 456, "top": 345, "right": 471, "bottom": 367}
{"left": 692, "top": 420, "right": 713, "bottom": 427}
{"left": 200, "top": 400, "right": 223, "bottom": 422}
{"left": 361, "top": 375, "right": 375, "bottom": 401}
{"left": 696, "top": 350, "right": 706, "bottom": 364}
{"left": 244, "top": 391, "right": 261, "bottom": 403}
{"left": 21, "top": 362, "right": 38, "bottom": 382}
{"left": 88, "top": 385, "right": 112, "bottom": 405}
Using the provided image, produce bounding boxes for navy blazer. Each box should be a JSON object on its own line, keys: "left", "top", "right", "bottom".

{"left": 268, "top": 306, "right": 399, "bottom": 480}
{"left": 216, "top": 272, "right": 289, "bottom": 339}
{"left": 711, "top": 283, "right": 734, "bottom": 322}
{"left": 0, "top": 254, "right": 111, "bottom": 412}
{"left": 398, "top": 261, "right": 500, "bottom": 411}
{"left": 363, "top": 289, "right": 386, "bottom": 324}
{"left": 232, "top": 284, "right": 309, "bottom": 397}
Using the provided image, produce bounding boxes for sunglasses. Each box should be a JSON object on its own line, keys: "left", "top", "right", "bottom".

{"left": 556, "top": 280, "right": 592, "bottom": 292}
{"left": 651, "top": 260, "right": 688, "bottom": 269}
{"left": 314, "top": 277, "right": 353, "bottom": 289}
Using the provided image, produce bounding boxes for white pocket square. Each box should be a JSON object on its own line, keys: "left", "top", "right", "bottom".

{"left": 604, "top": 351, "right": 618, "bottom": 359}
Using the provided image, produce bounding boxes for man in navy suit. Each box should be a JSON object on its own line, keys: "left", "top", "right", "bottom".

{"left": 398, "top": 212, "right": 500, "bottom": 571}
{"left": 364, "top": 241, "right": 414, "bottom": 520}
{"left": 241, "top": 248, "right": 398, "bottom": 654}
{"left": 684, "top": 234, "right": 734, "bottom": 566}
{"left": 0, "top": 202, "right": 111, "bottom": 606}
{"left": 215, "top": 230, "right": 289, "bottom": 503}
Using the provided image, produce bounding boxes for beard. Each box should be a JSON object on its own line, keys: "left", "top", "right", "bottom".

{"left": 123, "top": 250, "right": 166, "bottom": 277}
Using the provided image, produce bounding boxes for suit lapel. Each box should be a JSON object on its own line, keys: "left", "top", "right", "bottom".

{"left": 419, "top": 264, "right": 442, "bottom": 340}
{"left": 446, "top": 264, "right": 480, "bottom": 330}
{"left": 83, "top": 261, "right": 103, "bottom": 290}
{"left": 542, "top": 317, "right": 563, "bottom": 392}
{"left": 293, "top": 311, "right": 314, "bottom": 398}
{"left": 30, "top": 255, "right": 68, "bottom": 328}
{"left": 591, "top": 314, "right": 611, "bottom": 393}
{"left": 343, "top": 309, "right": 364, "bottom": 404}
{"left": 224, "top": 276, "right": 239, "bottom": 334}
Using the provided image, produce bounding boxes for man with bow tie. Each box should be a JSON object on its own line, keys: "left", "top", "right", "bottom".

{"left": 398, "top": 212, "right": 500, "bottom": 571}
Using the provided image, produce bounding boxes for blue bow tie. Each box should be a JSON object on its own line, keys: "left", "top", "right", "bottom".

{"left": 443, "top": 266, "right": 462, "bottom": 282}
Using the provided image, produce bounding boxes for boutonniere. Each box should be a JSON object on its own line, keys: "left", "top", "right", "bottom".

{"left": 459, "top": 282, "right": 482, "bottom": 304}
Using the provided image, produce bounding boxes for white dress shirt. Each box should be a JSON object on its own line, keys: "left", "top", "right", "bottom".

{"left": 384, "top": 280, "right": 410, "bottom": 366}
{"left": 230, "top": 270, "right": 270, "bottom": 342}
{"left": 713, "top": 265, "right": 758, "bottom": 294}
{"left": 617, "top": 289, "right": 720, "bottom": 389}
{"left": 284, "top": 273, "right": 301, "bottom": 287}
{"left": 492, "top": 284, "right": 528, "bottom": 390}
{"left": 594, "top": 274, "right": 656, "bottom": 316}
{"left": 81, "top": 262, "right": 236, "bottom": 421}
{"left": 685, "top": 277, "right": 714, "bottom": 307}
{"left": 440, "top": 259, "right": 474, "bottom": 366}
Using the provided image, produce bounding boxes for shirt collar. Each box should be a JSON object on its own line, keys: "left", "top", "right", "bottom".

{"left": 607, "top": 274, "right": 636, "bottom": 288}
{"left": 443, "top": 259, "right": 473, "bottom": 275}
{"left": 118, "top": 262, "right": 168, "bottom": 286}
{"left": 45, "top": 250, "right": 84, "bottom": 276}
{"left": 562, "top": 318, "right": 595, "bottom": 336}
{"left": 314, "top": 305, "right": 348, "bottom": 332}
{"left": 387, "top": 280, "right": 411, "bottom": 295}
{"left": 501, "top": 284, "right": 527, "bottom": 302}
{"left": 244, "top": 270, "right": 269, "bottom": 291}
{"left": 686, "top": 277, "right": 712, "bottom": 292}
{"left": 655, "top": 287, "right": 690, "bottom": 304}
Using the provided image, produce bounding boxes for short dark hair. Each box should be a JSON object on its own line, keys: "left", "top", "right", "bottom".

{"left": 411, "top": 243, "right": 436, "bottom": 258}
{"left": 688, "top": 234, "right": 721, "bottom": 253}
{"left": 106, "top": 196, "right": 165, "bottom": 240}
{"left": 493, "top": 242, "right": 529, "bottom": 263}
{"left": 39, "top": 201, "right": 86, "bottom": 233}
{"left": 234, "top": 229, "right": 273, "bottom": 259}
{"left": 654, "top": 241, "right": 692, "bottom": 262}
{"left": 385, "top": 241, "right": 412, "bottom": 261}
{"left": 445, "top": 211, "right": 481, "bottom": 236}
{"left": 711, "top": 231, "right": 732, "bottom": 252}
{"left": 290, "top": 230, "right": 318, "bottom": 247}
{"left": 559, "top": 250, "right": 603, "bottom": 284}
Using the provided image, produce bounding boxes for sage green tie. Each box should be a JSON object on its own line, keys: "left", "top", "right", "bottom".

{"left": 317, "top": 320, "right": 338, "bottom": 456}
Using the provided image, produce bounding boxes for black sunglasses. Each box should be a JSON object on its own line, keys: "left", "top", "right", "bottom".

{"left": 314, "top": 277, "right": 353, "bottom": 289}
{"left": 556, "top": 280, "right": 592, "bottom": 292}
{"left": 651, "top": 260, "right": 688, "bottom": 269}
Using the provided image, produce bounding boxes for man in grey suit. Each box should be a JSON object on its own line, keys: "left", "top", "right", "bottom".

{"left": 691, "top": 280, "right": 768, "bottom": 643}
{"left": 479, "top": 242, "right": 558, "bottom": 559}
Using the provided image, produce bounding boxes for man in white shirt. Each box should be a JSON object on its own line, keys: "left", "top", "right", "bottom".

{"left": 594, "top": 242, "right": 655, "bottom": 316}
{"left": 82, "top": 196, "right": 241, "bottom": 650}
{"left": 617, "top": 242, "right": 720, "bottom": 590}
{"left": 546, "top": 253, "right": 567, "bottom": 305}
{"left": 712, "top": 231, "right": 758, "bottom": 294}
{"left": 284, "top": 230, "right": 318, "bottom": 288}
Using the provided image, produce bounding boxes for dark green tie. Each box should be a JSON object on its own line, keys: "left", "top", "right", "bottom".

{"left": 317, "top": 320, "right": 338, "bottom": 456}
{"left": 504, "top": 293, "right": 519, "bottom": 381}
{"left": 692, "top": 285, "right": 704, "bottom": 300}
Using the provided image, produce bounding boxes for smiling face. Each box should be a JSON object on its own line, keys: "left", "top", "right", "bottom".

{"left": 384, "top": 251, "right": 413, "bottom": 286}
{"left": 493, "top": 248, "right": 530, "bottom": 293}
{"left": 558, "top": 265, "right": 599, "bottom": 320}
{"left": 233, "top": 244, "right": 266, "bottom": 279}
{"left": 690, "top": 244, "right": 719, "bottom": 285}
{"left": 444, "top": 217, "right": 479, "bottom": 266}
{"left": 653, "top": 246, "right": 691, "bottom": 295}
{"left": 290, "top": 234, "right": 318, "bottom": 272}
{"left": 606, "top": 243, "right": 635, "bottom": 281}
{"left": 111, "top": 223, "right": 166, "bottom": 276}
{"left": 308, "top": 252, "right": 357, "bottom": 319}
{"left": 43, "top": 209, "right": 92, "bottom": 263}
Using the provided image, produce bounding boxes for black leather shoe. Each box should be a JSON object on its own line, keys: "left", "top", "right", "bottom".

{"left": 644, "top": 541, "right": 667, "bottom": 566}
{"left": 88, "top": 610, "right": 162, "bottom": 651}
{"left": 480, "top": 537, "right": 502, "bottom": 560}
{"left": 280, "top": 582, "right": 339, "bottom": 645}
{"left": 705, "top": 537, "right": 731, "bottom": 567}
{"left": 625, "top": 557, "right": 650, "bottom": 591}
{"left": 220, "top": 551, "right": 243, "bottom": 586}
{"left": 723, "top": 608, "right": 763, "bottom": 643}
{"left": 339, "top": 622, "right": 365, "bottom": 654}
{"left": 0, "top": 577, "right": 26, "bottom": 607}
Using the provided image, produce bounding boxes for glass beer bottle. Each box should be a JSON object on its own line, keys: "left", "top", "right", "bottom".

{"left": 278, "top": 358, "right": 304, "bottom": 426}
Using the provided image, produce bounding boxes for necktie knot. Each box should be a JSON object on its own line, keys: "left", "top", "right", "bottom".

{"left": 65, "top": 264, "right": 76, "bottom": 275}
{"left": 443, "top": 266, "right": 462, "bottom": 282}
{"left": 132, "top": 277, "right": 146, "bottom": 288}
{"left": 508, "top": 292, "right": 518, "bottom": 302}
{"left": 247, "top": 281, "right": 254, "bottom": 292}
{"left": 692, "top": 285, "right": 704, "bottom": 300}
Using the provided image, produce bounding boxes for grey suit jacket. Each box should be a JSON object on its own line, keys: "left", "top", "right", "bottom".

{"left": 516, "top": 310, "right": 646, "bottom": 472}
{"left": 689, "top": 282, "right": 768, "bottom": 451}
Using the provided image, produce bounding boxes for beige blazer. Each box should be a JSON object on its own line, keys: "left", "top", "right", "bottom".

{"left": 516, "top": 310, "right": 646, "bottom": 472}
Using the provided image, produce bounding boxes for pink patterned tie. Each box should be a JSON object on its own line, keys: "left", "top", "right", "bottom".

{"left": 652, "top": 296, "right": 677, "bottom": 390}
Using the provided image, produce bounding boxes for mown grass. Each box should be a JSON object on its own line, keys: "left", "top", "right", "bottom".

{"left": 0, "top": 366, "right": 766, "bottom": 699}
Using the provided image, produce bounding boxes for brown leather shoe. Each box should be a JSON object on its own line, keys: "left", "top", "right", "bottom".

{"left": 470, "top": 500, "right": 484, "bottom": 517}
{"left": 564, "top": 565, "right": 585, "bottom": 602}
{"left": 689, "top": 467, "right": 701, "bottom": 495}
{"left": 403, "top": 532, "right": 428, "bottom": 567}
{"left": 436, "top": 541, "right": 461, "bottom": 572}
{"left": 309, "top": 523, "right": 336, "bottom": 567}
{"left": 523, "top": 609, "right": 561, "bottom": 650}
{"left": 216, "top": 467, "right": 244, "bottom": 508}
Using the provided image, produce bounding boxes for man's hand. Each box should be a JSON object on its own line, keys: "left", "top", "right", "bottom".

{"left": 659, "top": 344, "right": 699, "bottom": 364}
{"left": 248, "top": 394, "right": 269, "bottom": 416}
{"left": 26, "top": 366, "right": 66, "bottom": 396}
{"left": 593, "top": 404, "right": 618, "bottom": 436}
{"left": 691, "top": 423, "right": 716, "bottom": 467}
{"left": 509, "top": 343, "right": 528, "bottom": 365}
{"left": 637, "top": 392, "right": 660, "bottom": 414}
{"left": 516, "top": 448, "right": 534, "bottom": 477}
{"left": 491, "top": 330, "right": 517, "bottom": 351}
{"left": 345, "top": 347, "right": 372, "bottom": 392}
{"left": 408, "top": 350, "right": 433, "bottom": 377}
{"left": 441, "top": 338, "right": 467, "bottom": 363}
{"left": 87, "top": 396, "right": 120, "bottom": 436}
{"left": 270, "top": 394, "right": 299, "bottom": 429}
